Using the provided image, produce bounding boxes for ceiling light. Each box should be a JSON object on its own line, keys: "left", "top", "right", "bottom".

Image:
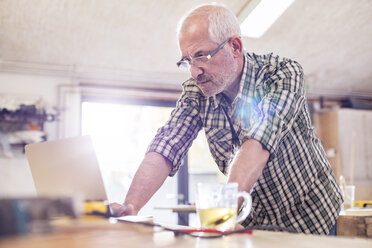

{"left": 240, "top": 0, "right": 295, "bottom": 38}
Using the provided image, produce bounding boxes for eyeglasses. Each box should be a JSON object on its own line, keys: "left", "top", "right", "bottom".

{"left": 176, "top": 37, "right": 231, "bottom": 69}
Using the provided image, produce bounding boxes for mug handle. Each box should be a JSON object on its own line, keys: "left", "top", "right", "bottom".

{"left": 235, "top": 191, "right": 252, "bottom": 224}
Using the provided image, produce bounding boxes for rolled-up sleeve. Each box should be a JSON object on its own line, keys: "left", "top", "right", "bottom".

{"left": 241, "top": 60, "right": 305, "bottom": 156}
{"left": 147, "top": 93, "right": 203, "bottom": 176}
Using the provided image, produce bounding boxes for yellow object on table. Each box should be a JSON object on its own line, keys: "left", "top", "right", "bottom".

{"left": 354, "top": 201, "right": 372, "bottom": 208}
{"left": 83, "top": 201, "right": 111, "bottom": 218}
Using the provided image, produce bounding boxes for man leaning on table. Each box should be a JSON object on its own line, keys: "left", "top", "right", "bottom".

{"left": 111, "top": 3, "right": 343, "bottom": 234}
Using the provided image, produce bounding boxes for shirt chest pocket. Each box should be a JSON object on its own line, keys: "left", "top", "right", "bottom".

{"left": 205, "top": 127, "right": 234, "bottom": 161}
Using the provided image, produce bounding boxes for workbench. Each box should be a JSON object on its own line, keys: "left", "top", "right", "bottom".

{"left": 0, "top": 218, "right": 371, "bottom": 248}
{"left": 337, "top": 208, "right": 372, "bottom": 238}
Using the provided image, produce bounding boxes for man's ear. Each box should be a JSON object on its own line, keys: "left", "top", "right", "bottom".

{"left": 230, "top": 36, "right": 243, "bottom": 57}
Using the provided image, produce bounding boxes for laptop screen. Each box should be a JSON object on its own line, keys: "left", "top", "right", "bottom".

{"left": 25, "top": 135, "right": 108, "bottom": 201}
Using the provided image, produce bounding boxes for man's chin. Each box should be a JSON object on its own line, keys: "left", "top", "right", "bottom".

{"left": 201, "top": 88, "right": 223, "bottom": 98}
{"left": 200, "top": 89, "right": 214, "bottom": 97}
{"left": 197, "top": 85, "right": 216, "bottom": 97}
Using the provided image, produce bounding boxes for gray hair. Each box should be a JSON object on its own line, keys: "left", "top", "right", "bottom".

{"left": 177, "top": 3, "right": 241, "bottom": 43}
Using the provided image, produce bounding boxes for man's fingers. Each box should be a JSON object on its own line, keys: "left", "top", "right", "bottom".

{"left": 109, "top": 202, "right": 135, "bottom": 217}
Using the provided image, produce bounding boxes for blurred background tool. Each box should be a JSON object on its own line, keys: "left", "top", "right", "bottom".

{"left": 83, "top": 200, "right": 111, "bottom": 219}
{"left": 0, "top": 197, "right": 77, "bottom": 236}
{"left": 354, "top": 201, "right": 372, "bottom": 208}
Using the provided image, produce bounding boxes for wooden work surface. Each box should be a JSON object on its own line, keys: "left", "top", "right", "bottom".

{"left": 155, "top": 204, "right": 196, "bottom": 213}
{"left": 0, "top": 219, "right": 371, "bottom": 248}
{"left": 337, "top": 209, "right": 372, "bottom": 238}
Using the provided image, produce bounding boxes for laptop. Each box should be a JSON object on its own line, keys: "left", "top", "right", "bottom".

{"left": 25, "top": 135, "right": 108, "bottom": 201}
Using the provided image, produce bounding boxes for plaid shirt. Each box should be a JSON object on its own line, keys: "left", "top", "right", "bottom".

{"left": 148, "top": 52, "right": 343, "bottom": 234}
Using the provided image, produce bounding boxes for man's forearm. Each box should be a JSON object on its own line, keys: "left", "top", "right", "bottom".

{"left": 124, "top": 152, "right": 172, "bottom": 214}
{"left": 227, "top": 139, "right": 269, "bottom": 193}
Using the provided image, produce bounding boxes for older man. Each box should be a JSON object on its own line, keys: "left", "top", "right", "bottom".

{"left": 111, "top": 4, "right": 342, "bottom": 234}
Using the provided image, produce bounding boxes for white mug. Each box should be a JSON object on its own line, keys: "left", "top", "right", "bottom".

{"left": 195, "top": 182, "right": 252, "bottom": 231}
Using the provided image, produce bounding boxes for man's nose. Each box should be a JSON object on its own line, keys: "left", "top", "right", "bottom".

{"left": 190, "top": 64, "right": 204, "bottom": 81}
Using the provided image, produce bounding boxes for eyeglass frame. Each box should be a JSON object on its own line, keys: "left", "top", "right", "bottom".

{"left": 176, "top": 37, "right": 232, "bottom": 69}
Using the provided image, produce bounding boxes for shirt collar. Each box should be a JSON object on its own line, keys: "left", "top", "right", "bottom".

{"left": 236, "top": 52, "right": 257, "bottom": 105}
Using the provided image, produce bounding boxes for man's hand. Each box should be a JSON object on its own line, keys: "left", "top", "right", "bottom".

{"left": 235, "top": 223, "right": 245, "bottom": 230}
{"left": 110, "top": 202, "right": 136, "bottom": 217}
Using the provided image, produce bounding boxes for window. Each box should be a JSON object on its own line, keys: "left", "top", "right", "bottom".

{"left": 81, "top": 101, "right": 178, "bottom": 223}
